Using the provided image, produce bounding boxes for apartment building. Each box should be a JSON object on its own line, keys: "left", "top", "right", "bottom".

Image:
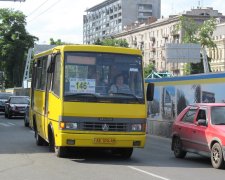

{"left": 83, "top": 0, "right": 161, "bottom": 44}
{"left": 114, "top": 7, "right": 225, "bottom": 75}
{"left": 209, "top": 22, "right": 225, "bottom": 72}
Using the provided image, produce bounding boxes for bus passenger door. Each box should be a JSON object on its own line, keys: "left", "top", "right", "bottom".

{"left": 44, "top": 55, "right": 53, "bottom": 139}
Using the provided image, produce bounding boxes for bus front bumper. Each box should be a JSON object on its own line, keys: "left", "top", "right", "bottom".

{"left": 55, "top": 133, "right": 146, "bottom": 148}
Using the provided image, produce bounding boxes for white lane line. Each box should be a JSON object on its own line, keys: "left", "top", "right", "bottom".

{"left": 128, "top": 166, "right": 170, "bottom": 180}
{"left": 7, "top": 122, "right": 16, "bottom": 126}
{"left": 0, "top": 122, "right": 10, "bottom": 127}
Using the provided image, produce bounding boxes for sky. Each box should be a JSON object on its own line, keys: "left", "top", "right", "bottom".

{"left": 0, "top": 0, "right": 224, "bottom": 44}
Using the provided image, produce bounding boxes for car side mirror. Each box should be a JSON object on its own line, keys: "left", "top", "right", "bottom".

{"left": 197, "top": 119, "right": 207, "bottom": 126}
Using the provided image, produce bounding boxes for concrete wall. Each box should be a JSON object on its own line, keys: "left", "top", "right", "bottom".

{"left": 5, "top": 87, "right": 30, "bottom": 97}
{"left": 146, "top": 72, "right": 225, "bottom": 137}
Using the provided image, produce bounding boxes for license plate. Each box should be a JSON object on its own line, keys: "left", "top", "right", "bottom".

{"left": 93, "top": 138, "right": 116, "bottom": 144}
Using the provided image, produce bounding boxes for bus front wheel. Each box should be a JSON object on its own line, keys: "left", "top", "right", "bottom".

{"left": 55, "top": 146, "right": 67, "bottom": 158}
{"left": 49, "top": 129, "right": 67, "bottom": 158}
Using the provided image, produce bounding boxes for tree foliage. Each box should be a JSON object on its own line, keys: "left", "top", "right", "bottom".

{"left": 178, "top": 16, "right": 216, "bottom": 48}
{"left": 49, "top": 38, "right": 71, "bottom": 45}
{"left": 198, "top": 19, "right": 217, "bottom": 48}
{"left": 94, "top": 38, "right": 129, "bottom": 47}
{"left": 0, "top": 8, "right": 38, "bottom": 87}
{"left": 144, "top": 63, "right": 155, "bottom": 78}
{"left": 179, "top": 16, "right": 199, "bottom": 44}
{"left": 178, "top": 17, "right": 216, "bottom": 75}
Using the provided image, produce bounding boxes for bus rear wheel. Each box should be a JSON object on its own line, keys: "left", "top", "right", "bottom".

{"left": 35, "top": 129, "right": 45, "bottom": 146}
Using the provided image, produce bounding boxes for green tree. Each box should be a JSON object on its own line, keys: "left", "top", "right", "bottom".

{"left": 178, "top": 17, "right": 216, "bottom": 74}
{"left": 0, "top": 8, "right": 38, "bottom": 87}
{"left": 197, "top": 19, "right": 217, "bottom": 48}
{"left": 50, "top": 38, "right": 64, "bottom": 45}
{"left": 94, "top": 38, "right": 103, "bottom": 45}
{"left": 179, "top": 16, "right": 199, "bottom": 44}
{"left": 94, "top": 38, "right": 129, "bottom": 47}
{"left": 144, "top": 63, "right": 155, "bottom": 78}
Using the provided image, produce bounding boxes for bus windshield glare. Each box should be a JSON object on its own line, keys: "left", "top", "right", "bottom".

{"left": 64, "top": 52, "right": 144, "bottom": 104}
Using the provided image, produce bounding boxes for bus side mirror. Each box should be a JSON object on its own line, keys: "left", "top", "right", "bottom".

{"left": 146, "top": 83, "right": 154, "bottom": 101}
{"left": 47, "top": 54, "right": 56, "bottom": 73}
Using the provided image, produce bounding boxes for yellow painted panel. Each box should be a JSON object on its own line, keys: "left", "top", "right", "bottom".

{"left": 153, "top": 78, "right": 225, "bottom": 86}
{"left": 63, "top": 102, "right": 147, "bottom": 118}
{"left": 47, "top": 92, "right": 62, "bottom": 121}
{"left": 33, "top": 90, "right": 45, "bottom": 115}
{"left": 55, "top": 133, "right": 146, "bottom": 148}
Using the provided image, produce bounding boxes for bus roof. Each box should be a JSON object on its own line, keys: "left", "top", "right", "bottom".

{"left": 34, "top": 45, "right": 142, "bottom": 58}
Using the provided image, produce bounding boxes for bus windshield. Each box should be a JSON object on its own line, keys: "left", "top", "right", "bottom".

{"left": 64, "top": 52, "right": 144, "bottom": 104}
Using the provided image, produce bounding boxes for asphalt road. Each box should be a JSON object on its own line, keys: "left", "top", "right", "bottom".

{"left": 0, "top": 114, "right": 224, "bottom": 180}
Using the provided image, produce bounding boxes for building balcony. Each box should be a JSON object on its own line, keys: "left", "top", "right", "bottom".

{"left": 160, "top": 45, "right": 165, "bottom": 50}
{"left": 171, "top": 30, "right": 180, "bottom": 37}
{"left": 162, "top": 34, "right": 169, "bottom": 39}
{"left": 150, "top": 47, "right": 156, "bottom": 52}
{"left": 150, "top": 36, "right": 155, "bottom": 42}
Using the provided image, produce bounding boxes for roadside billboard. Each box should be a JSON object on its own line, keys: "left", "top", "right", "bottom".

{"left": 146, "top": 72, "right": 225, "bottom": 137}
{"left": 165, "top": 43, "right": 201, "bottom": 63}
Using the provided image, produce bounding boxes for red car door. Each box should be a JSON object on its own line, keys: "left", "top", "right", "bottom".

{"left": 177, "top": 107, "right": 198, "bottom": 150}
{"left": 192, "top": 108, "right": 210, "bottom": 154}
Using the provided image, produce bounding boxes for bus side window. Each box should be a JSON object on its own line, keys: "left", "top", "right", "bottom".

{"left": 52, "top": 54, "right": 61, "bottom": 97}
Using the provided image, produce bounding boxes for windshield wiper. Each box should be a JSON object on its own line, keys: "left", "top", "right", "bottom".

{"left": 64, "top": 93, "right": 99, "bottom": 101}
{"left": 110, "top": 93, "right": 142, "bottom": 103}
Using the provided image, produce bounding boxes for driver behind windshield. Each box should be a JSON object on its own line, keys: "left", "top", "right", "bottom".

{"left": 109, "top": 73, "right": 130, "bottom": 94}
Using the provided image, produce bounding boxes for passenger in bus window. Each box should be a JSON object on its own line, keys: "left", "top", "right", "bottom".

{"left": 109, "top": 73, "right": 130, "bottom": 94}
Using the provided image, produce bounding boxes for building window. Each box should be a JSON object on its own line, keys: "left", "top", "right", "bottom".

{"left": 138, "top": 4, "right": 152, "bottom": 10}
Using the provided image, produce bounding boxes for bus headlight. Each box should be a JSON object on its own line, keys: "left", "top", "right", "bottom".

{"left": 66, "top": 123, "right": 78, "bottom": 129}
{"left": 131, "top": 124, "right": 142, "bottom": 131}
{"left": 60, "top": 122, "right": 78, "bottom": 130}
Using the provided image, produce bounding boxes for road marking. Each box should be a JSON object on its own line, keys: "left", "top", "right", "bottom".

{"left": 29, "top": 130, "right": 35, "bottom": 134}
{"left": 7, "top": 122, "right": 16, "bottom": 126}
{"left": 128, "top": 166, "right": 170, "bottom": 180}
{"left": 0, "top": 122, "right": 11, "bottom": 127}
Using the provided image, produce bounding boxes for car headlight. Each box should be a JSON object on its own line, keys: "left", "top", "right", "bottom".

{"left": 10, "top": 105, "right": 16, "bottom": 110}
{"left": 60, "top": 122, "right": 78, "bottom": 130}
{"left": 131, "top": 124, "right": 142, "bottom": 131}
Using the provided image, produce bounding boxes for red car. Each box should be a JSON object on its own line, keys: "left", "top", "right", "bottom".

{"left": 171, "top": 103, "right": 225, "bottom": 169}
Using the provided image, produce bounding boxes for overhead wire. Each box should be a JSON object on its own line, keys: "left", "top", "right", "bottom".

{"left": 17, "top": 1, "right": 24, "bottom": 11}
{"left": 28, "top": 0, "right": 62, "bottom": 23}
{"left": 27, "top": 0, "right": 50, "bottom": 17}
